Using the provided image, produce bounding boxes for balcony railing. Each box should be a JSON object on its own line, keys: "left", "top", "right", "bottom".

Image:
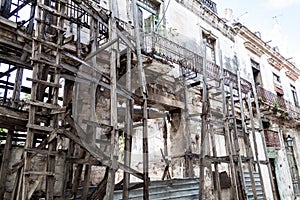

{"left": 143, "top": 32, "right": 221, "bottom": 80}
{"left": 257, "top": 86, "right": 300, "bottom": 119}
{"left": 197, "top": 0, "right": 217, "bottom": 14}
{"left": 142, "top": 32, "right": 253, "bottom": 94}
{"left": 223, "top": 69, "right": 253, "bottom": 94}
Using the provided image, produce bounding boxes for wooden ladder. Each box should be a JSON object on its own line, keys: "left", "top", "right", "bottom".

{"left": 21, "top": 0, "right": 66, "bottom": 199}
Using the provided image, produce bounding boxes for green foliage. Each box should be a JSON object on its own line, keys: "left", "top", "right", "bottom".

{"left": 273, "top": 100, "right": 279, "bottom": 109}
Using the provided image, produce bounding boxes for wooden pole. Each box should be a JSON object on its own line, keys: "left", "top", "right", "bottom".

{"left": 236, "top": 69, "right": 258, "bottom": 199}
{"left": 132, "top": 0, "right": 149, "bottom": 199}
{"left": 182, "top": 68, "right": 193, "bottom": 177}
{"left": 209, "top": 125, "right": 222, "bottom": 200}
{"left": 123, "top": 48, "right": 133, "bottom": 200}
{"left": 251, "top": 83, "right": 278, "bottom": 199}
{"left": 105, "top": 0, "right": 119, "bottom": 197}
{"left": 199, "top": 41, "right": 208, "bottom": 200}
{"left": 220, "top": 60, "right": 239, "bottom": 200}
{"left": 246, "top": 92, "right": 267, "bottom": 200}
{"left": 229, "top": 83, "right": 247, "bottom": 200}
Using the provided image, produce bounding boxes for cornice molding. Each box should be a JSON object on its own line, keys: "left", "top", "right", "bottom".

{"left": 244, "top": 41, "right": 263, "bottom": 57}
{"left": 174, "top": 0, "right": 236, "bottom": 41}
{"left": 286, "top": 70, "right": 299, "bottom": 82}
{"left": 236, "top": 24, "right": 300, "bottom": 81}
{"left": 268, "top": 58, "right": 283, "bottom": 71}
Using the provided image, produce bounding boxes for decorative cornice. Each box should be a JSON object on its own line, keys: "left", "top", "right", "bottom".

{"left": 235, "top": 24, "right": 300, "bottom": 81}
{"left": 286, "top": 70, "right": 299, "bottom": 82}
{"left": 244, "top": 41, "right": 263, "bottom": 57}
{"left": 268, "top": 58, "right": 283, "bottom": 71}
{"left": 174, "top": 0, "right": 236, "bottom": 41}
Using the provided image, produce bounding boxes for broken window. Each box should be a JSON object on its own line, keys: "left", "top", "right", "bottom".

{"left": 291, "top": 85, "right": 299, "bottom": 107}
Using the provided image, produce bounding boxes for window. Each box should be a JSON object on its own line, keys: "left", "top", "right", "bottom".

{"left": 273, "top": 73, "right": 281, "bottom": 83}
{"left": 251, "top": 59, "right": 260, "bottom": 70}
{"left": 137, "top": 0, "right": 160, "bottom": 33}
{"left": 291, "top": 85, "right": 299, "bottom": 107}
{"left": 251, "top": 59, "right": 262, "bottom": 86}
{"left": 202, "top": 32, "right": 216, "bottom": 63}
{"left": 286, "top": 137, "right": 300, "bottom": 195}
{"left": 273, "top": 73, "right": 284, "bottom": 97}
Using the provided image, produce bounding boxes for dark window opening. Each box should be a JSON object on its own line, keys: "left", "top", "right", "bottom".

{"left": 252, "top": 66, "right": 262, "bottom": 86}
{"left": 202, "top": 32, "right": 216, "bottom": 63}
{"left": 276, "top": 92, "right": 283, "bottom": 98}
{"left": 291, "top": 85, "right": 299, "bottom": 107}
{"left": 273, "top": 73, "right": 281, "bottom": 83}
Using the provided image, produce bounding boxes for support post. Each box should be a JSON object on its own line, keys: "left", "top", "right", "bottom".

{"left": 229, "top": 83, "right": 247, "bottom": 200}
{"left": 219, "top": 50, "right": 239, "bottom": 200}
{"left": 132, "top": 0, "right": 149, "bottom": 199}
{"left": 251, "top": 83, "right": 278, "bottom": 200}
{"left": 123, "top": 48, "right": 133, "bottom": 200}
{"left": 199, "top": 41, "right": 208, "bottom": 200}
{"left": 182, "top": 68, "right": 193, "bottom": 177}
{"left": 247, "top": 92, "right": 267, "bottom": 200}
{"left": 105, "top": 1, "right": 120, "bottom": 199}
{"left": 236, "top": 69, "right": 259, "bottom": 199}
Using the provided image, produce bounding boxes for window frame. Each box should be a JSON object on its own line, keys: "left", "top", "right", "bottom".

{"left": 291, "top": 84, "right": 299, "bottom": 107}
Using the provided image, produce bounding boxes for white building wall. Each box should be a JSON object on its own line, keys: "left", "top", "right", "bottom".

{"left": 115, "top": 1, "right": 299, "bottom": 199}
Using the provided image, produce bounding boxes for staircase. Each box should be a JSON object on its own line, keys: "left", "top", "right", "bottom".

{"left": 113, "top": 178, "right": 199, "bottom": 200}
{"left": 244, "top": 172, "right": 264, "bottom": 200}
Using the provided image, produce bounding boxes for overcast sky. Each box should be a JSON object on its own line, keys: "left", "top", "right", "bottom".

{"left": 214, "top": 0, "right": 300, "bottom": 65}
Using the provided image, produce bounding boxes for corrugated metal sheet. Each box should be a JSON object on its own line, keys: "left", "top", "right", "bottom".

{"left": 244, "top": 172, "right": 265, "bottom": 200}
{"left": 68, "top": 178, "right": 200, "bottom": 199}
{"left": 113, "top": 178, "right": 199, "bottom": 200}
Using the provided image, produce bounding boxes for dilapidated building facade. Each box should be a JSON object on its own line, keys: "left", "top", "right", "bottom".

{"left": 0, "top": 0, "right": 299, "bottom": 199}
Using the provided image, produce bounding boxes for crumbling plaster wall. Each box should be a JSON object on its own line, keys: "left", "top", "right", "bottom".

{"left": 164, "top": 0, "right": 236, "bottom": 66}
{"left": 2, "top": 147, "right": 23, "bottom": 199}
{"left": 2, "top": 147, "right": 66, "bottom": 199}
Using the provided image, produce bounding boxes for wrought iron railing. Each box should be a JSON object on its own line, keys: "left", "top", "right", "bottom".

{"left": 197, "top": 0, "right": 217, "bottom": 14}
{"left": 142, "top": 32, "right": 220, "bottom": 79}
{"left": 256, "top": 86, "right": 300, "bottom": 118}
{"left": 142, "top": 32, "right": 253, "bottom": 94}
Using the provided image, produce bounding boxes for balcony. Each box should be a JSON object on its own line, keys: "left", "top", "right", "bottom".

{"left": 142, "top": 32, "right": 253, "bottom": 94}
{"left": 142, "top": 32, "right": 220, "bottom": 80}
{"left": 256, "top": 86, "right": 300, "bottom": 120}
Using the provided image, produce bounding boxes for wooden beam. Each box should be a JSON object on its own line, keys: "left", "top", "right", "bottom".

{"left": 133, "top": 0, "right": 149, "bottom": 199}
{"left": 64, "top": 116, "right": 144, "bottom": 180}
{"left": 123, "top": 48, "right": 132, "bottom": 200}
{"left": 106, "top": 0, "right": 119, "bottom": 196}
{"left": 148, "top": 92, "right": 184, "bottom": 109}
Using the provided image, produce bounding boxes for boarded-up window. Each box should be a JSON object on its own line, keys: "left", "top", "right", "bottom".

{"left": 264, "top": 130, "right": 280, "bottom": 147}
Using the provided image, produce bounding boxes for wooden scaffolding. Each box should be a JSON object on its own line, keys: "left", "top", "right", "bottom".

{"left": 0, "top": 0, "right": 277, "bottom": 199}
